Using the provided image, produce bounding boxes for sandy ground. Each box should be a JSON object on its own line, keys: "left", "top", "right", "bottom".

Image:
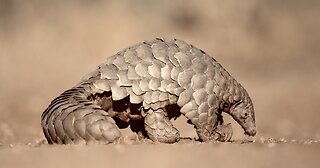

{"left": 0, "top": 0, "right": 320, "bottom": 167}
{"left": 1, "top": 140, "right": 320, "bottom": 168}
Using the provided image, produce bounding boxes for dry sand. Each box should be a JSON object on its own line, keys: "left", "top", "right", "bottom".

{"left": 1, "top": 138, "right": 320, "bottom": 168}
{"left": 1, "top": 0, "right": 320, "bottom": 167}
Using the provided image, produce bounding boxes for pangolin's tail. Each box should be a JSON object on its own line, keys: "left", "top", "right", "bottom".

{"left": 41, "top": 84, "right": 120, "bottom": 144}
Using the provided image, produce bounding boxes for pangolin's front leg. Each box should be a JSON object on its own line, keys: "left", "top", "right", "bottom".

{"left": 190, "top": 108, "right": 233, "bottom": 142}
{"left": 211, "top": 113, "right": 233, "bottom": 142}
{"left": 212, "top": 123, "right": 233, "bottom": 142}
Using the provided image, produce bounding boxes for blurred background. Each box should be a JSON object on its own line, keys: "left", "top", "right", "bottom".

{"left": 0, "top": 0, "right": 320, "bottom": 144}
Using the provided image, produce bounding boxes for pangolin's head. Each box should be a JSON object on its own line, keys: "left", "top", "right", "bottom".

{"left": 225, "top": 85, "right": 256, "bottom": 137}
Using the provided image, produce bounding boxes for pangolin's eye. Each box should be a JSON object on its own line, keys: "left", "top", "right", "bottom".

{"left": 242, "top": 112, "right": 249, "bottom": 119}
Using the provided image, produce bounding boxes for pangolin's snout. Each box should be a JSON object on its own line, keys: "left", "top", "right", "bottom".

{"left": 245, "top": 128, "right": 257, "bottom": 136}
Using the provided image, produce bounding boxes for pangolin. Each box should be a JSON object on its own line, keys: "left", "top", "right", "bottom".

{"left": 41, "top": 38, "right": 256, "bottom": 144}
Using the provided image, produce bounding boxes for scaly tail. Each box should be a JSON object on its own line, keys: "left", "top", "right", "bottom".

{"left": 41, "top": 83, "right": 121, "bottom": 144}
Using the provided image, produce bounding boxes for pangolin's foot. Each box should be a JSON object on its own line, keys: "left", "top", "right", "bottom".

{"left": 196, "top": 123, "right": 233, "bottom": 142}
{"left": 212, "top": 123, "right": 233, "bottom": 142}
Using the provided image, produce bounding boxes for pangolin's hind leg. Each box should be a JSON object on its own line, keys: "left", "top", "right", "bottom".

{"left": 79, "top": 109, "right": 121, "bottom": 144}
{"left": 144, "top": 108, "right": 180, "bottom": 143}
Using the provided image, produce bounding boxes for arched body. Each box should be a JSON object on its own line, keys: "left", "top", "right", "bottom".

{"left": 41, "top": 38, "right": 256, "bottom": 144}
